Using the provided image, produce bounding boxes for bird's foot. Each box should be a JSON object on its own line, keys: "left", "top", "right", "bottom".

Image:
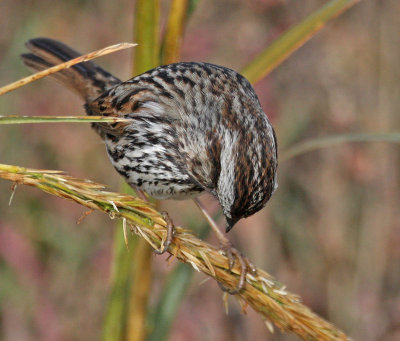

{"left": 193, "top": 198, "right": 257, "bottom": 294}
{"left": 217, "top": 239, "right": 257, "bottom": 294}
{"left": 153, "top": 211, "right": 175, "bottom": 255}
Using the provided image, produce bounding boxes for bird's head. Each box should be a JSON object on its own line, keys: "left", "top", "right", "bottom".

{"left": 216, "top": 127, "right": 278, "bottom": 233}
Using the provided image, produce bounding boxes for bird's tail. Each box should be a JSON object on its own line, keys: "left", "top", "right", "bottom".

{"left": 21, "top": 38, "right": 121, "bottom": 102}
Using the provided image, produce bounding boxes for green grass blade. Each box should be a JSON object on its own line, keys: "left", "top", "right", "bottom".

{"left": 147, "top": 264, "right": 193, "bottom": 341}
{"left": 150, "top": 4, "right": 205, "bottom": 340}
{"left": 102, "top": 2, "right": 161, "bottom": 340}
{"left": 150, "top": 0, "right": 210, "bottom": 313}
{"left": 241, "top": 0, "right": 360, "bottom": 84}
{"left": 101, "top": 228, "right": 137, "bottom": 341}
{"left": 133, "top": 0, "right": 160, "bottom": 75}
{"left": 101, "top": 182, "right": 146, "bottom": 341}
{"left": 147, "top": 222, "right": 209, "bottom": 341}
{"left": 124, "top": 2, "right": 162, "bottom": 341}
{"left": 281, "top": 132, "right": 400, "bottom": 162}
{"left": 0, "top": 115, "right": 128, "bottom": 124}
{"left": 187, "top": 0, "right": 200, "bottom": 17}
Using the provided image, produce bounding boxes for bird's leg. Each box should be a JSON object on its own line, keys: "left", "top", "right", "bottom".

{"left": 194, "top": 198, "right": 253, "bottom": 294}
{"left": 135, "top": 188, "right": 148, "bottom": 201}
{"left": 135, "top": 187, "right": 174, "bottom": 255}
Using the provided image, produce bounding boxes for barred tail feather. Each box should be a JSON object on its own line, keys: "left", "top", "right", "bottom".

{"left": 21, "top": 38, "right": 121, "bottom": 101}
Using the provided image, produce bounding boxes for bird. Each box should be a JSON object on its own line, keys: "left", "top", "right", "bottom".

{"left": 21, "top": 38, "right": 278, "bottom": 292}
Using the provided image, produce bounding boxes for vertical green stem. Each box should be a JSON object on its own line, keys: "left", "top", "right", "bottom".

{"left": 146, "top": 2, "right": 198, "bottom": 340}
{"left": 132, "top": 0, "right": 160, "bottom": 74}
{"left": 127, "top": 235, "right": 153, "bottom": 341}
{"left": 147, "top": 264, "right": 193, "bottom": 341}
{"left": 126, "top": 2, "right": 161, "bottom": 341}
{"left": 162, "top": 0, "right": 188, "bottom": 64}
{"left": 148, "top": 222, "right": 209, "bottom": 341}
{"left": 101, "top": 185, "right": 137, "bottom": 341}
{"left": 101, "top": 1, "right": 160, "bottom": 335}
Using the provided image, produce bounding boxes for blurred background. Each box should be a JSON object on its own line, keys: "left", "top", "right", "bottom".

{"left": 1, "top": 0, "right": 399, "bottom": 340}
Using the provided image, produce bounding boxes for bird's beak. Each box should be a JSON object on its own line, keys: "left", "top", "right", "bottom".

{"left": 225, "top": 215, "right": 239, "bottom": 233}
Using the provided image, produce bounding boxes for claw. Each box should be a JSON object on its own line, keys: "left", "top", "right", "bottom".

{"left": 218, "top": 244, "right": 248, "bottom": 295}
{"left": 221, "top": 243, "right": 234, "bottom": 269}
{"left": 153, "top": 211, "right": 174, "bottom": 255}
{"left": 246, "top": 258, "right": 258, "bottom": 276}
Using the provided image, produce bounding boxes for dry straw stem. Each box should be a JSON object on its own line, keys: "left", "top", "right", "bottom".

{"left": 0, "top": 163, "right": 348, "bottom": 341}
{"left": 0, "top": 115, "right": 130, "bottom": 124}
{"left": 0, "top": 42, "right": 137, "bottom": 96}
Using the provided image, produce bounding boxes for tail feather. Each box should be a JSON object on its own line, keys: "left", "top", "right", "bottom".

{"left": 21, "top": 38, "right": 121, "bottom": 101}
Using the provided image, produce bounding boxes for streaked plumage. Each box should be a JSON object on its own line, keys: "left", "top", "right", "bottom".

{"left": 21, "top": 38, "right": 278, "bottom": 232}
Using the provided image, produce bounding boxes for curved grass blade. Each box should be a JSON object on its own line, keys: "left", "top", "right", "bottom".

{"left": 281, "top": 132, "right": 400, "bottom": 162}
{"left": 241, "top": 0, "right": 360, "bottom": 84}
